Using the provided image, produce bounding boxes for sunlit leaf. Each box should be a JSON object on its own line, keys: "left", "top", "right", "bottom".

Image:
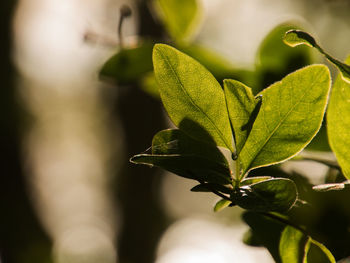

{"left": 153, "top": 44, "right": 234, "bottom": 152}
{"left": 304, "top": 238, "right": 336, "bottom": 263}
{"left": 154, "top": 0, "right": 201, "bottom": 41}
{"left": 239, "top": 65, "right": 331, "bottom": 175}
{"left": 100, "top": 42, "right": 153, "bottom": 84}
{"left": 279, "top": 226, "right": 307, "bottom": 263}
{"left": 284, "top": 30, "right": 350, "bottom": 83}
{"left": 214, "top": 199, "right": 231, "bottom": 212}
{"left": 224, "top": 79, "right": 260, "bottom": 154}
{"left": 327, "top": 56, "right": 350, "bottom": 179}
{"left": 233, "top": 178, "right": 298, "bottom": 212}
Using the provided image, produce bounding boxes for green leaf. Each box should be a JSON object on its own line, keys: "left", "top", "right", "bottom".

{"left": 100, "top": 42, "right": 153, "bottom": 84}
{"left": 304, "top": 238, "right": 336, "bottom": 263}
{"left": 214, "top": 199, "right": 231, "bottom": 212}
{"left": 279, "top": 226, "right": 335, "bottom": 263}
{"left": 130, "top": 154, "right": 231, "bottom": 184}
{"left": 279, "top": 226, "right": 307, "bottom": 263}
{"left": 327, "top": 56, "right": 350, "bottom": 179}
{"left": 255, "top": 23, "right": 313, "bottom": 95}
{"left": 239, "top": 65, "right": 331, "bottom": 175}
{"left": 154, "top": 0, "right": 201, "bottom": 41}
{"left": 152, "top": 129, "right": 228, "bottom": 166}
{"left": 284, "top": 30, "right": 350, "bottom": 83}
{"left": 178, "top": 44, "right": 249, "bottom": 81}
{"left": 224, "top": 79, "right": 260, "bottom": 154}
{"left": 233, "top": 178, "right": 298, "bottom": 212}
{"left": 153, "top": 44, "right": 234, "bottom": 152}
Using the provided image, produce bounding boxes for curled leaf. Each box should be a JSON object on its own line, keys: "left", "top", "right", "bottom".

{"left": 284, "top": 30, "right": 350, "bottom": 83}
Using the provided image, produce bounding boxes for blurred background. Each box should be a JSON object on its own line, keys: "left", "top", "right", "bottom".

{"left": 1, "top": 0, "right": 350, "bottom": 262}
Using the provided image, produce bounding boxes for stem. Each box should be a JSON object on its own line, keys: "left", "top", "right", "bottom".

{"left": 118, "top": 5, "right": 132, "bottom": 48}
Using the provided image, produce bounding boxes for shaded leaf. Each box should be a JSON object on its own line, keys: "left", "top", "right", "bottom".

{"left": 154, "top": 0, "right": 201, "bottom": 41}
{"left": 130, "top": 154, "right": 231, "bottom": 184}
{"left": 233, "top": 178, "right": 298, "bottom": 212}
{"left": 214, "top": 199, "right": 231, "bottom": 212}
{"left": 224, "top": 79, "right": 259, "bottom": 154}
{"left": 279, "top": 226, "right": 307, "bottom": 263}
{"left": 239, "top": 65, "right": 331, "bottom": 175}
{"left": 257, "top": 24, "right": 312, "bottom": 74}
{"left": 100, "top": 42, "right": 153, "bottom": 84}
{"left": 152, "top": 128, "right": 228, "bottom": 166}
{"left": 153, "top": 44, "right": 234, "bottom": 152}
{"left": 284, "top": 30, "right": 350, "bottom": 83}
{"left": 327, "top": 56, "right": 350, "bottom": 179}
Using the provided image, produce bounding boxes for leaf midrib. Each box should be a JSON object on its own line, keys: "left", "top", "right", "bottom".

{"left": 159, "top": 50, "right": 232, "bottom": 151}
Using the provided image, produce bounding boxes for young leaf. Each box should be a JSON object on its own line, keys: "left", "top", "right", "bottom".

{"left": 130, "top": 154, "right": 231, "bottom": 184}
{"left": 100, "top": 42, "right": 153, "bottom": 84}
{"left": 214, "top": 199, "right": 231, "bottom": 212}
{"left": 239, "top": 65, "right": 331, "bottom": 175}
{"left": 154, "top": 0, "right": 201, "bottom": 41}
{"left": 153, "top": 44, "right": 234, "bottom": 152}
{"left": 224, "top": 79, "right": 259, "bottom": 154}
{"left": 233, "top": 178, "right": 298, "bottom": 212}
{"left": 284, "top": 30, "right": 350, "bottom": 83}
{"left": 279, "top": 226, "right": 308, "bottom": 263}
{"left": 327, "top": 56, "right": 350, "bottom": 179}
{"left": 304, "top": 238, "right": 336, "bottom": 263}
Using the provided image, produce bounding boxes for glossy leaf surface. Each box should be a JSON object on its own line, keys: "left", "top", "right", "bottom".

{"left": 234, "top": 178, "right": 298, "bottom": 212}
{"left": 153, "top": 44, "right": 234, "bottom": 151}
{"left": 239, "top": 65, "right": 331, "bottom": 175}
